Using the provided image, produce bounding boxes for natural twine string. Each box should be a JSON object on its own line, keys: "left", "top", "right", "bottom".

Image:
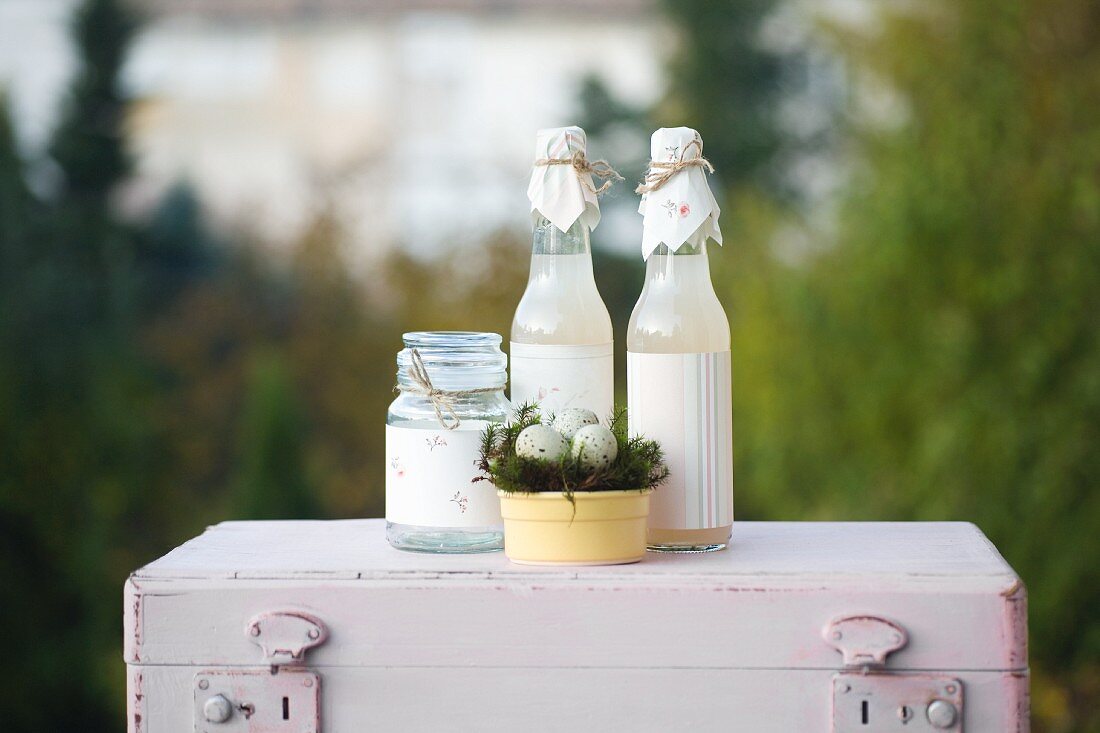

{"left": 635, "top": 136, "right": 715, "bottom": 195}
{"left": 534, "top": 150, "right": 624, "bottom": 196}
{"left": 394, "top": 348, "right": 503, "bottom": 430}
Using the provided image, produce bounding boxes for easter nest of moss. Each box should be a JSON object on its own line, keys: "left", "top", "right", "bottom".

{"left": 474, "top": 403, "right": 669, "bottom": 498}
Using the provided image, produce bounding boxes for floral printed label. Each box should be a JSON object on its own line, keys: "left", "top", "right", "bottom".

{"left": 385, "top": 423, "right": 501, "bottom": 528}
{"left": 510, "top": 342, "right": 614, "bottom": 420}
{"left": 628, "top": 351, "right": 733, "bottom": 530}
{"left": 660, "top": 200, "right": 692, "bottom": 219}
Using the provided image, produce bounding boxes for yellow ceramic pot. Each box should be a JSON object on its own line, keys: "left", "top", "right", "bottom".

{"left": 497, "top": 489, "right": 653, "bottom": 566}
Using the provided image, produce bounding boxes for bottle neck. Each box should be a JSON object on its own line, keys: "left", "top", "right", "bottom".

{"left": 512, "top": 215, "right": 612, "bottom": 344}
{"left": 628, "top": 239, "right": 729, "bottom": 353}
{"left": 531, "top": 215, "right": 592, "bottom": 256}
{"left": 526, "top": 215, "right": 597, "bottom": 286}
{"left": 643, "top": 241, "right": 715, "bottom": 288}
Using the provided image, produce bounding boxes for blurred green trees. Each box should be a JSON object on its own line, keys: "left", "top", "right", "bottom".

{"left": 231, "top": 354, "right": 320, "bottom": 520}
{"left": 0, "top": 0, "right": 157, "bottom": 727}
{"left": 661, "top": 0, "right": 784, "bottom": 191}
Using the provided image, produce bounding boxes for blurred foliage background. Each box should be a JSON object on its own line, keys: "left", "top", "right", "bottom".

{"left": 1, "top": 0, "right": 1097, "bottom": 730}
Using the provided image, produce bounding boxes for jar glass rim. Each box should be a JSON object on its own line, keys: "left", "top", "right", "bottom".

{"left": 396, "top": 331, "right": 507, "bottom": 390}
{"left": 402, "top": 331, "right": 502, "bottom": 348}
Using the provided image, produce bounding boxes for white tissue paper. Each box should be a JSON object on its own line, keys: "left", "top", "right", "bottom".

{"left": 527, "top": 126, "right": 601, "bottom": 234}
{"left": 638, "top": 127, "right": 722, "bottom": 259}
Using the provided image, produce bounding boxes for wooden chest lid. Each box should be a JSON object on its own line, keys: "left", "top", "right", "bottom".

{"left": 126, "top": 520, "right": 1026, "bottom": 672}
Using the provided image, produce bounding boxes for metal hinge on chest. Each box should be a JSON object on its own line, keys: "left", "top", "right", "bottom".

{"left": 824, "top": 614, "right": 964, "bottom": 732}
{"left": 194, "top": 611, "right": 327, "bottom": 732}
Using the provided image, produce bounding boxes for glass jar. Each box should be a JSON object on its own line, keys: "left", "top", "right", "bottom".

{"left": 386, "top": 331, "right": 510, "bottom": 553}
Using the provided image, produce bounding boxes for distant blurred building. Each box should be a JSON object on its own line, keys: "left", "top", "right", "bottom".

{"left": 116, "top": 0, "right": 668, "bottom": 260}
{"left": 0, "top": 1, "right": 79, "bottom": 152}
{"left": 0, "top": 0, "right": 864, "bottom": 261}
{"left": 0, "top": 0, "right": 666, "bottom": 259}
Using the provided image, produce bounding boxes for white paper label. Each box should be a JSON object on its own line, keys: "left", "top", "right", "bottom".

{"left": 628, "top": 351, "right": 733, "bottom": 530}
{"left": 385, "top": 423, "right": 501, "bottom": 527}
{"left": 510, "top": 342, "right": 614, "bottom": 419}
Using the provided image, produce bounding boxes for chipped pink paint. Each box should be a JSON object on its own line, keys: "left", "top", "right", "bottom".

{"left": 127, "top": 668, "right": 144, "bottom": 733}
{"left": 1001, "top": 579, "right": 1029, "bottom": 670}
{"left": 1007, "top": 671, "right": 1031, "bottom": 733}
{"left": 124, "top": 576, "right": 142, "bottom": 663}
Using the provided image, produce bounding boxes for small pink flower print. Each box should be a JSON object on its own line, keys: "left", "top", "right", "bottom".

{"left": 536, "top": 386, "right": 561, "bottom": 401}
{"left": 426, "top": 435, "right": 448, "bottom": 451}
{"left": 390, "top": 457, "right": 405, "bottom": 478}
{"left": 450, "top": 492, "right": 469, "bottom": 513}
{"left": 678, "top": 202, "right": 690, "bottom": 218}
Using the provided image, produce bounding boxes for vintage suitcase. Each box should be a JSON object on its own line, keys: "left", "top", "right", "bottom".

{"left": 124, "top": 520, "right": 1028, "bottom": 732}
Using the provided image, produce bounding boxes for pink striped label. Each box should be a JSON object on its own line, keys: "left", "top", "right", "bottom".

{"left": 627, "top": 351, "right": 733, "bottom": 530}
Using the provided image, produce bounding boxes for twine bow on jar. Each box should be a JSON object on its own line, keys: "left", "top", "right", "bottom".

{"left": 534, "top": 151, "right": 624, "bottom": 196}
{"left": 395, "top": 348, "right": 503, "bottom": 430}
{"left": 635, "top": 136, "right": 715, "bottom": 195}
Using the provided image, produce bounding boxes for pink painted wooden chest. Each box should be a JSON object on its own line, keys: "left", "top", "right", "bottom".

{"left": 124, "top": 520, "right": 1028, "bottom": 732}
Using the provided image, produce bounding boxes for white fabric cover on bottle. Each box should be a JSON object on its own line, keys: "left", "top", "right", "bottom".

{"left": 639, "top": 126, "right": 723, "bottom": 259}
{"left": 527, "top": 126, "right": 601, "bottom": 233}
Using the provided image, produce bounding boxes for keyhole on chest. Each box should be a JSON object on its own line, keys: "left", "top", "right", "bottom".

{"left": 861, "top": 700, "right": 869, "bottom": 724}
{"left": 282, "top": 696, "right": 290, "bottom": 720}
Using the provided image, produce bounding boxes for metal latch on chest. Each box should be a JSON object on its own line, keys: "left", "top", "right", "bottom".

{"left": 824, "top": 614, "right": 964, "bottom": 732}
{"left": 193, "top": 611, "right": 327, "bottom": 733}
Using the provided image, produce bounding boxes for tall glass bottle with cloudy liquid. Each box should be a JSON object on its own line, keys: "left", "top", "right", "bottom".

{"left": 511, "top": 127, "right": 614, "bottom": 419}
{"left": 628, "top": 127, "right": 733, "bottom": 552}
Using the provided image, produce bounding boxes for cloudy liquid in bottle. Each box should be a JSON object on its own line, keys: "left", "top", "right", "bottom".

{"left": 511, "top": 216, "right": 614, "bottom": 418}
{"left": 628, "top": 241, "right": 733, "bottom": 551}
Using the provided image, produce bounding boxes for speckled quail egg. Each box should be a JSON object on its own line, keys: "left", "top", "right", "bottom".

{"left": 515, "top": 424, "right": 568, "bottom": 462}
{"left": 552, "top": 407, "right": 600, "bottom": 441}
{"left": 571, "top": 424, "right": 619, "bottom": 471}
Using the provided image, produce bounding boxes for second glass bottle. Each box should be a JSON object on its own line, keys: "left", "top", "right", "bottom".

{"left": 628, "top": 127, "right": 734, "bottom": 552}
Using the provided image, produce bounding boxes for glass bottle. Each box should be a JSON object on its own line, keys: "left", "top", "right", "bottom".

{"left": 511, "top": 126, "right": 614, "bottom": 419}
{"left": 628, "top": 127, "right": 733, "bottom": 552}
{"left": 386, "top": 331, "right": 510, "bottom": 553}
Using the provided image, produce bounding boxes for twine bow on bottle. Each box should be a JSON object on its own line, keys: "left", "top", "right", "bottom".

{"left": 534, "top": 151, "right": 624, "bottom": 196}
{"left": 395, "top": 348, "right": 502, "bottom": 430}
{"left": 635, "top": 136, "right": 715, "bottom": 195}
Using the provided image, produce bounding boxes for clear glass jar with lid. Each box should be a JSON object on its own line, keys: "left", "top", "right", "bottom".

{"left": 386, "top": 331, "right": 510, "bottom": 553}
